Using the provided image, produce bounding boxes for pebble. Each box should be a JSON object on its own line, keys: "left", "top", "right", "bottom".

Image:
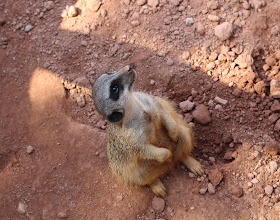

{"left": 0, "top": 18, "right": 6, "bottom": 26}
{"left": 57, "top": 211, "right": 68, "bottom": 218}
{"left": 179, "top": 100, "right": 195, "bottom": 112}
{"left": 18, "top": 202, "right": 26, "bottom": 214}
{"left": 167, "top": 58, "right": 174, "bottom": 66}
{"left": 192, "top": 104, "right": 211, "bottom": 125}
{"left": 268, "top": 161, "right": 278, "bottom": 173}
{"left": 196, "top": 22, "right": 205, "bottom": 35}
{"left": 265, "top": 57, "right": 276, "bottom": 66}
{"left": 137, "top": 0, "right": 147, "bottom": 6}
{"left": 68, "top": 6, "right": 78, "bottom": 17}
{"left": 150, "top": 79, "right": 155, "bottom": 85}
{"left": 209, "top": 169, "right": 223, "bottom": 187}
{"left": 264, "top": 185, "right": 274, "bottom": 196}
{"left": 209, "top": 52, "right": 218, "bottom": 61}
{"left": 233, "top": 88, "right": 242, "bottom": 97}
{"left": 251, "top": 178, "right": 259, "bottom": 184}
{"left": 264, "top": 139, "right": 279, "bottom": 156}
{"left": 184, "top": 113, "right": 193, "bottom": 123}
{"left": 224, "top": 151, "right": 233, "bottom": 160}
{"left": 268, "top": 114, "right": 279, "bottom": 124}
{"left": 214, "top": 96, "right": 228, "bottom": 105}
{"left": 242, "top": 1, "right": 250, "bottom": 10}
{"left": 214, "top": 22, "right": 234, "bottom": 41}
{"left": 189, "top": 172, "right": 196, "bottom": 178}
{"left": 186, "top": 18, "right": 194, "bottom": 26}
{"left": 275, "top": 50, "right": 280, "bottom": 60}
{"left": 44, "top": 1, "right": 55, "bottom": 10}
{"left": 207, "top": 14, "right": 220, "bottom": 22}
{"left": 152, "top": 197, "right": 165, "bottom": 212}
{"left": 232, "top": 187, "right": 244, "bottom": 198}
{"left": 27, "top": 145, "right": 34, "bottom": 154}
{"left": 147, "top": 0, "right": 159, "bottom": 8}
{"left": 254, "top": 81, "right": 266, "bottom": 96}
{"left": 275, "top": 119, "right": 280, "bottom": 131}
{"left": 207, "top": 183, "right": 216, "bottom": 194}
{"left": 81, "top": 40, "right": 88, "bottom": 47}
{"left": 170, "top": 0, "right": 182, "bottom": 6}
{"left": 206, "top": 62, "right": 215, "bottom": 70}
{"left": 199, "top": 187, "right": 208, "bottom": 195}
{"left": 270, "top": 79, "right": 280, "bottom": 98}
{"left": 131, "top": 20, "right": 140, "bottom": 27}
{"left": 24, "top": 25, "right": 33, "bottom": 32}
{"left": 251, "top": 0, "right": 265, "bottom": 9}
{"left": 77, "top": 96, "right": 86, "bottom": 107}
{"left": 271, "top": 100, "right": 280, "bottom": 112}
{"left": 182, "top": 51, "right": 191, "bottom": 60}
{"left": 247, "top": 173, "right": 254, "bottom": 179}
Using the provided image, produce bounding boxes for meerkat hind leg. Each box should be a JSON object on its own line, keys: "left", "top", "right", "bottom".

{"left": 181, "top": 155, "right": 204, "bottom": 176}
{"left": 149, "top": 178, "right": 167, "bottom": 197}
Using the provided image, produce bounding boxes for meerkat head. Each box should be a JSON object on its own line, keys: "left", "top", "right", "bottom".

{"left": 92, "top": 64, "right": 136, "bottom": 123}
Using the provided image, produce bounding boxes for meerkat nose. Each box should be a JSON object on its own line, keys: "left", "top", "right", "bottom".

{"left": 118, "top": 63, "right": 136, "bottom": 75}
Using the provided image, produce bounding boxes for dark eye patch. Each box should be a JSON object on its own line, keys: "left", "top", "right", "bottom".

{"left": 110, "top": 78, "right": 123, "bottom": 101}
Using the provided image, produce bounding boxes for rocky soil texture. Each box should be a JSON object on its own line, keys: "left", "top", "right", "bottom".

{"left": 0, "top": 0, "right": 280, "bottom": 219}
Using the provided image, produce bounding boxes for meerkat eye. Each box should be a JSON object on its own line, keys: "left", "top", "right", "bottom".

{"left": 112, "top": 85, "right": 119, "bottom": 94}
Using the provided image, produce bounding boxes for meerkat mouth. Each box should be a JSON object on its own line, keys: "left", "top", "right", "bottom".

{"left": 107, "top": 111, "right": 124, "bottom": 123}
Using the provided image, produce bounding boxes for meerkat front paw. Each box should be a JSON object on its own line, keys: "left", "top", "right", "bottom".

{"left": 157, "top": 148, "right": 172, "bottom": 163}
{"left": 149, "top": 179, "right": 167, "bottom": 197}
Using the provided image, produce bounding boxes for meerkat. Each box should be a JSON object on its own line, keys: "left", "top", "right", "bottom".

{"left": 92, "top": 64, "right": 204, "bottom": 197}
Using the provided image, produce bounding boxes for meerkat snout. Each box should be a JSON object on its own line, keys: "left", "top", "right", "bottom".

{"left": 92, "top": 64, "right": 136, "bottom": 123}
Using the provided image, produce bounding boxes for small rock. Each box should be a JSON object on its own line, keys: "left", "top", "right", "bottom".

{"left": 184, "top": 113, "right": 193, "bottom": 123}
{"left": 275, "top": 50, "right": 280, "bottom": 60}
{"left": 206, "top": 62, "right": 215, "bottom": 70}
{"left": 242, "top": 1, "right": 250, "bottom": 10}
{"left": 268, "top": 114, "right": 279, "bottom": 124}
{"left": 27, "top": 146, "right": 34, "bottom": 154}
{"left": 0, "top": 18, "right": 6, "bottom": 26}
{"left": 207, "top": 183, "right": 216, "bottom": 194}
{"left": 189, "top": 172, "right": 196, "bottom": 178}
{"left": 214, "top": 22, "right": 234, "bottom": 41}
{"left": 150, "top": 80, "right": 155, "bottom": 85}
{"left": 167, "top": 58, "right": 174, "bottom": 66}
{"left": 18, "top": 202, "right": 26, "bottom": 214}
{"left": 152, "top": 197, "right": 165, "bottom": 212}
{"left": 264, "top": 139, "right": 279, "bottom": 155}
{"left": 270, "top": 79, "right": 280, "bottom": 98}
{"left": 199, "top": 187, "right": 208, "bottom": 195}
{"left": 209, "top": 52, "right": 218, "bottom": 61}
{"left": 136, "top": 0, "right": 147, "bottom": 6}
{"left": 44, "top": 1, "right": 55, "bottom": 10}
{"left": 264, "top": 185, "right": 273, "bottom": 196}
{"left": 275, "top": 119, "right": 280, "bottom": 131}
{"left": 170, "top": 0, "right": 182, "bottom": 6}
{"left": 131, "top": 20, "right": 140, "bottom": 27}
{"left": 254, "top": 81, "right": 266, "bottom": 96}
{"left": 235, "top": 52, "right": 254, "bottom": 69}
{"left": 214, "top": 96, "right": 228, "bottom": 105}
{"left": 268, "top": 161, "right": 278, "bottom": 173}
{"left": 207, "top": 14, "right": 220, "bottom": 22}
{"left": 266, "top": 57, "right": 276, "bottom": 66}
{"left": 186, "top": 18, "right": 194, "bottom": 26}
{"left": 77, "top": 96, "right": 86, "bottom": 108}
{"left": 271, "top": 100, "right": 280, "bottom": 112}
{"left": 182, "top": 51, "right": 191, "bottom": 60}
{"left": 251, "top": 178, "right": 259, "bottom": 184}
{"left": 192, "top": 104, "right": 211, "bottom": 125}
{"left": 209, "top": 169, "right": 223, "bottom": 187}
{"left": 68, "top": 6, "right": 78, "bottom": 17}
{"left": 57, "top": 211, "right": 68, "bottom": 218}
{"left": 224, "top": 151, "right": 233, "bottom": 160}
{"left": 233, "top": 88, "right": 242, "bottom": 97}
{"left": 81, "top": 40, "right": 88, "bottom": 47}
{"left": 147, "top": 0, "right": 159, "bottom": 8}
{"left": 24, "top": 25, "right": 33, "bottom": 32}
{"left": 72, "top": 76, "right": 91, "bottom": 88}
{"left": 179, "top": 100, "right": 195, "bottom": 112}
{"left": 196, "top": 22, "right": 205, "bottom": 35}
{"left": 251, "top": 0, "right": 265, "bottom": 9}
{"left": 232, "top": 187, "right": 244, "bottom": 197}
